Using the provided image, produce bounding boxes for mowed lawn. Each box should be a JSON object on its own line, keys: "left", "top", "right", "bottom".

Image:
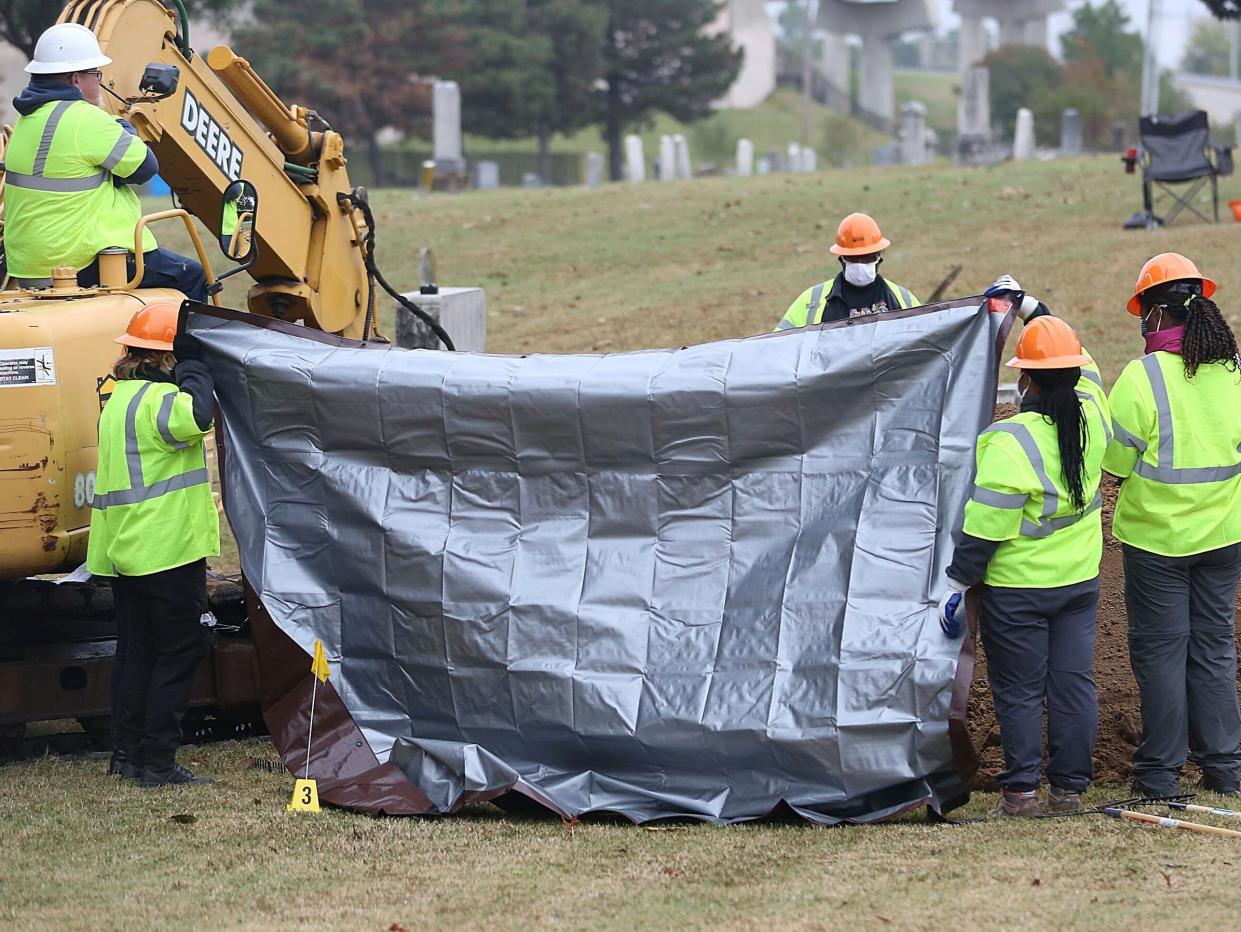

{"left": 12, "top": 157, "right": 1237, "bottom": 930}
{"left": 5, "top": 740, "right": 1241, "bottom": 930}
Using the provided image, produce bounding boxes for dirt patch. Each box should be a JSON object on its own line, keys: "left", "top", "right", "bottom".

{"left": 966, "top": 407, "right": 1241, "bottom": 789}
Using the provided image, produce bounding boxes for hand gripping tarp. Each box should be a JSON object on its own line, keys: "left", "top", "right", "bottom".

{"left": 187, "top": 296, "right": 1010, "bottom": 822}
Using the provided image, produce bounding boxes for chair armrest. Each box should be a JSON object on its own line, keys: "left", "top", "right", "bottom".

{"left": 1212, "top": 144, "right": 1234, "bottom": 177}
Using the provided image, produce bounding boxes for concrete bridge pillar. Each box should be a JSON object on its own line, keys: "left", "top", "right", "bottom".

{"left": 817, "top": 0, "right": 934, "bottom": 122}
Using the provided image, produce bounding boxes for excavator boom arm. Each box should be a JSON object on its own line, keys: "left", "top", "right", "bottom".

{"left": 57, "top": 0, "right": 371, "bottom": 335}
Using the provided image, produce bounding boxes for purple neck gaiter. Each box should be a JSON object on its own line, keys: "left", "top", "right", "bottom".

{"left": 1145, "top": 325, "right": 1185, "bottom": 355}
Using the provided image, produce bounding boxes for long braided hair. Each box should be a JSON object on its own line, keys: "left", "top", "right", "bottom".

{"left": 1144, "top": 287, "right": 1241, "bottom": 379}
{"left": 1029, "top": 367, "right": 1089, "bottom": 512}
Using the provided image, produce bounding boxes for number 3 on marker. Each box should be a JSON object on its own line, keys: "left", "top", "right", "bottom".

{"left": 287, "top": 778, "right": 320, "bottom": 813}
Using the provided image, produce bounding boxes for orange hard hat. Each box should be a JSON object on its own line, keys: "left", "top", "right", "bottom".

{"left": 1126, "top": 252, "right": 1216, "bottom": 316}
{"left": 1006, "top": 316, "right": 1091, "bottom": 370}
{"left": 830, "top": 212, "right": 891, "bottom": 256}
{"left": 115, "top": 299, "right": 180, "bottom": 351}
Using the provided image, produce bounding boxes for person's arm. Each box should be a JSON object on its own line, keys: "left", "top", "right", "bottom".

{"left": 81, "top": 109, "right": 159, "bottom": 186}
{"left": 1102, "top": 360, "right": 1154, "bottom": 479}
{"left": 774, "top": 285, "right": 817, "bottom": 332}
{"left": 950, "top": 431, "right": 1032, "bottom": 584}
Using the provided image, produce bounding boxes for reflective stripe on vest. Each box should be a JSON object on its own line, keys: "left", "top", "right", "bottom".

{"left": 775, "top": 318, "right": 797, "bottom": 331}
{"left": 895, "top": 285, "right": 914, "bottom": 308}
{"left": 982, "top": 420, "right": 1100, "bottom": 539}
{"left": 806, "top": 283, "right": 826, "bottom": 323}
{"left": 91, "top": 383, "right": 210, "bottom": 510}
{"left": 6, "top": 100, "right": 107, "bottom": 193}
{"left": 1133, "top": 354, "right": 1241, "bottom": 485}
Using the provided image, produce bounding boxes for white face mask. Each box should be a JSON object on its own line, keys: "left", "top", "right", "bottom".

{"left": 843, "top": 260, "right": 878, "bottom": 287}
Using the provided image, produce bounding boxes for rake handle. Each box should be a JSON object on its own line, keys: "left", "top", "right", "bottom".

{"left": 1171, "top": 802, "right": 1241, "bottom": 820}
{"left": 1107, "top": 808, "right": 1241, "bottom": 839}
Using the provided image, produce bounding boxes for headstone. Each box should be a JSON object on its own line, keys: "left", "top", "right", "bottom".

{"left": 787, "top": 142, "right": 802, "bottom": 172}
{"left": 624, "top": 135, "right": 646, "bottom": 183}
{"left": 1236, "top": 113, "right": 1241, "bottom": 149}
{"left": 956, "top": 65, "right": 991, "bottom": 165}
{"left": 756, "top": 156, "right": 772, "bottom": 176}
{"left": 432, "top": 81, "right": 463, "bottom": 176}
{"left": 899, "top": 101, "right": 928, "bottom": 166}
{"left": 395, "top": 287, "right": 486, "bottom": 353}
{"left": 475, "top": 160, "right": 499, "bottom": 190}
{"left": 658, "top": 135, "right": 676, "bottom": 181}
{"left": 801, "top": 148, "right": 817, "bottom": 173}
{"left": 1060, "top": 108, "right": 1083, "bottom": 155}
{"left": 673, "top": 134, "right": 692, "bottom": 179}
{"left": 736, "top": 138, "right": 754, "bottom": 177}
{"left": 1013, "top": 108, "right": 1035, "bottom": 161}
{"left": 585, "top": 152, "right": 604, "bottom": 188}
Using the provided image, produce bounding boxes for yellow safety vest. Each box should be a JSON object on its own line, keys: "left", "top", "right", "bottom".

{"left": 86, "top": 379, "right": 219, "bottom": 577}
{"left": 5, "top": 99, "right": 155, "bottom": 278}
{"left": 1103, "top": 351, "right": 1241, "bottom": 557}
{"left": 775, "top": 277, "right": 919, "bottom": 331}
{"left": 962, "top": 374, "right": 1110, "bottom": 588}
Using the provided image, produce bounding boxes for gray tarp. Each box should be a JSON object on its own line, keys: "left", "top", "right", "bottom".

{"left": 189, "top": 296, "right": 1003, "bottom": 823}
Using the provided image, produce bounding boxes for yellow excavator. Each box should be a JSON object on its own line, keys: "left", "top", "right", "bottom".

{"left": 0, "top": 0, "right": 440, "bottom": 747}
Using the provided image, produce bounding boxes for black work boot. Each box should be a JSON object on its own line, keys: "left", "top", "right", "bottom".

{"left": 1200, "top": 775, "right": 1240, "bottom": 797}
{"left": 108, "top": 752, "right": 143, "bottom": 781}
{"left": 140, "top": 763, "right": 213, "bottom": 788}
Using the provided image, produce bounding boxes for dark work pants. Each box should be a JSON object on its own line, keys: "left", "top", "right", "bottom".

{"left": 78, "top": 247, "right": 208, "bottom": 304}
{"left": 110, "top": 559, "right": 210, "bottom": 773}
{"left": 1123, "top": 543, "right": 1241, "bottom": 793}
{"left": 980, "top": 578, "right": 1101, "bottom": 793}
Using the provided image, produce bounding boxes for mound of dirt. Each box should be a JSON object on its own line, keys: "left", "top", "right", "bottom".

{"left": 965, "top": 406, "right": 1241, "bottom": 789}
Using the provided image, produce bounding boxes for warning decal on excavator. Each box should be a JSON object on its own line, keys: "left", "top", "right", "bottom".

{"left": 181, "top": 90, "right": 244, "bottom": 182}
{"left": 0, "top": 347, "right": 56, "bottom": 387}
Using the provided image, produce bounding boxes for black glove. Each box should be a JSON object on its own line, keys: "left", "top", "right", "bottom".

{"left": 173, "top": 330, "right": 202, "bottom": 364}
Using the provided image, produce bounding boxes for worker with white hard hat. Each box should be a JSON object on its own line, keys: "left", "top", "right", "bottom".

{"left": 5, "top": 23, "right": 207, "bottom": 301}
{"left": 774, "top": 212, "right": 920, "bottom": 331}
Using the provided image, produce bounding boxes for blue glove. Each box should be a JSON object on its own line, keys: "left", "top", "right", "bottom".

{"left": 984, "top": 274, "right": 1023, "bottom": 303}
{"left": 937, "top": 578, "right": 968, "bottom": 638}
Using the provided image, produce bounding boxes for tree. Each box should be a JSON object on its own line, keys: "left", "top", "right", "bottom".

{"left": 1182, "top": 17, "right": 1234, "bottom": 75}
{"left": 597, "top": 0, "right": 742, "bottom": 180}
{"left": 0, "top": 0, "right": 243, "bottom": 58}
{"left": 1060, "top": 0, "right": 1142, "bottom": 79}
{"left": 982, "top": 44, "right": 1063, "bottom": 144}
{"left": 232, "top": 0, "right": 439, "bottom": 185}
{"left": 424, "top": 0, "right": 606, "bottom": 181}
{"left": 1200, "top": 1, "right": 1241, "bottom": 19}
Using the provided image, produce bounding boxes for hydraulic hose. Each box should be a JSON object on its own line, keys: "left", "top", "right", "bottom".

{"left": 162, "top": 0, "right": 192, "bottom": 58}
{"left": 343, "top": 191, "right": 455, "bottom": 350}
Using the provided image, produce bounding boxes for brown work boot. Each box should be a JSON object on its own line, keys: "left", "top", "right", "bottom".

{"left": 1044, "top": 787, "right": 1084, "bottom": 814}
{"left": 989, "top": 788, "right": 1041, "bottom": 818}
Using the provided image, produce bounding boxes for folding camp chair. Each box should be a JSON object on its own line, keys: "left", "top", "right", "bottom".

{"left": 1129, "top": 111, "right": 1234, "bottom": 229}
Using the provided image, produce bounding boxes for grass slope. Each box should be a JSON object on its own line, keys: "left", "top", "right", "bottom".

{"left": 356, "top": 154, "right": 1241, "bottom": 380}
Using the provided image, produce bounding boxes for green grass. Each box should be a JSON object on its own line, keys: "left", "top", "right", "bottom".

{"left": 894, "top": 69, "right": 959, "bottom": 136}
{"left": 4, "top": 742, "right": 1241, "bottom": 929}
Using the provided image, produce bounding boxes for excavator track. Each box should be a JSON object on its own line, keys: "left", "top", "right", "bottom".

{"left": 0, "top": 571, "right": 265, "bottom": 762}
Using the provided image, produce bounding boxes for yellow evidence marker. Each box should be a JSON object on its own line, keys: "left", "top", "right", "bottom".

{"left": 287, "top": 639, "right": 332, "bottom": 813}
{"left": 288, "top": 778, "right": 321, "bottom": 813}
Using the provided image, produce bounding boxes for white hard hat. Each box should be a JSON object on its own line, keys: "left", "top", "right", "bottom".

{"left": 26, "top": 23, "right": 111, "bottom": 74}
